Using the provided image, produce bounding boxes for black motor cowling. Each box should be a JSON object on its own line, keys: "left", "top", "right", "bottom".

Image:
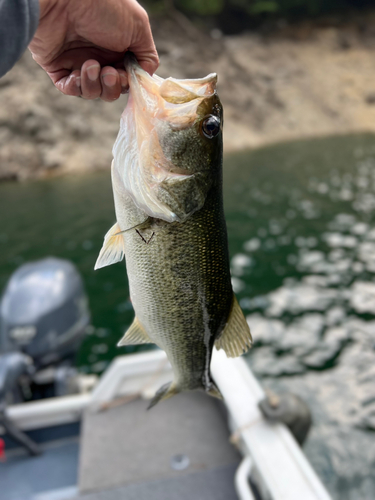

{"left": 0, "top": 257, "right": 90, "bottom": 369}
{"left": 0, "top": 258, "right": 91, "bottom": 454}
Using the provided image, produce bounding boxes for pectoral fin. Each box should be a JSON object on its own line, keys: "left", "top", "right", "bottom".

{"left": 95, "top": 222, "right": 124, "bottom": 270}
{"left": 117, "top": 317, "right": 153, "bottom": 346}
{"left": 215, "top": 296, "right": 253, "bottom": 357}
{"left": 95, "top": 218, "right": 151, "bottom": 270}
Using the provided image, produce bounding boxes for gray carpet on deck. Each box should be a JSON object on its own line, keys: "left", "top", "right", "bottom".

{"left": 0, "top": 439, "right": 79, "bottom": 500}
{"left": 74, "top": 463, "right": 238, "bottom": 500}
{"left": 78, "top": 391, "right": 240, "bottom": 496}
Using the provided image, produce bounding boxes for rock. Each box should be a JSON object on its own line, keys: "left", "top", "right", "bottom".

{"left": 298, "top": 250, "right": 325, "bottom": 267}
{"left": 325, "top": 306, "right": 346, "bottom": 326}
{"left": 4, "top": 15, "right": 375, "bottom": 181}
{"left": 350, "top": 282, "right": 375, "bottom": 314}
{"left": 328, "top": 213, "right": 356, "bottom": 230}
{"left": 231, "top": 253, "right": 253, "bottom": 276}
{"left": 231, "top": 276, "right": 245, "bottom": 293}
{"left": 351, "top": 222, "right": 369, "bottom": 235}
{"left": 278, "top": 314, "right": 324, "bottom": 353}
{"left": 240, "top": 295, "right": 269, "bottom": 311}
{"left": 246, "top": 313, "right": 285, "bottom": 345}
{"left": 365, "top": 92, "right": 375, "bottom": 105}
{"left": 302, "top": 327, "right": 349, "bottom": 369}
{"left": 322, "top": 232, "right": 357, "bottom": 248}
{"left": 267, "top": 283, "right": 337, "bottom": 316}
{"left": 357, "top": 242, "right": 375, "bottom": 271}
{"left": 243, "top": 238, "right": 261, "bottom": 252}
{"left": 302, "top": 275, "right": 329, "bottom": 287}
{"left": 249, "top": 348, "right": 306, "bottom": 377}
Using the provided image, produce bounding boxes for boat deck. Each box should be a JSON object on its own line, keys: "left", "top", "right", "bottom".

{"left": 1, "top": 351, "right": 333, "bottom": 500}
{"left": 0, "top": 392, "right": 240, "bottom": 500}
{"left": 75, "top": 392, "right": 240, "bottom": 499}
{"left": 0, "top": 423, "right": 79, "bottom": 500}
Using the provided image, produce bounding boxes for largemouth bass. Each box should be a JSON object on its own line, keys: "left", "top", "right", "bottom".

{"left": 95, "top": 54, "right": 252, "bottom": 408}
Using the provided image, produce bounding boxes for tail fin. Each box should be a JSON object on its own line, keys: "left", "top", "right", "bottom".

{"left": 148, "top": 382, "right": 179, "bottom": 410}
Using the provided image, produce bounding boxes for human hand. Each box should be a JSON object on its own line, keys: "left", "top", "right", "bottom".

{"left": 29, "top": 0, "right": 159, "bottom": 101}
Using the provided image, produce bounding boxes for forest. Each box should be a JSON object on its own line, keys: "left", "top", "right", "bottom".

{"left": 144, "top": 0, "right": 375, "bottom": 33}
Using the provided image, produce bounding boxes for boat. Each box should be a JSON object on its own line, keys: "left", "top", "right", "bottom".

{"left": 0, "top": 260, "right": 333, "bottom": 500}
{"left": 1, "top": 352, "right": 333, "bottom": 500}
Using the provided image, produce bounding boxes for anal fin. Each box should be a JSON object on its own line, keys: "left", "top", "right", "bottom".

{"left": 117, "top": 317, "right": 153, "bottom": 346}
{"left": 215, "top": 296, "right": 252, "bottom": 358}
{"left": 95, "top": 222, "right": 124, "bottom": 270}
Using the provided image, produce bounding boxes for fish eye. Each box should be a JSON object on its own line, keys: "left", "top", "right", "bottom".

{"left": 202, "top": 115, "right": 221, "bottom": 139}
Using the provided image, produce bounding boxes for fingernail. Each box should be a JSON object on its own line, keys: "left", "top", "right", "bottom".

{"left": 120, "top": 73, "right": 127, "bottom": 86}
{"left": 102, "top": 73, "right": 117, "bottom": 87}
{"left": 120, "top": 74, "right": 129, "bottom": 94}
{"left": 87, "top": 64, "right": 100, "bottom": 81}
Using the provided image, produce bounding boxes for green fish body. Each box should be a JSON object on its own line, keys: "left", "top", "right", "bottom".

{"left": 96, "top": 55, "right": 252, "bottom": 407}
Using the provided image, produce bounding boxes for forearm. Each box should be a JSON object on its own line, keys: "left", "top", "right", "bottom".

{"left": 0, "top": 0, "right": 40, "bottom": 77}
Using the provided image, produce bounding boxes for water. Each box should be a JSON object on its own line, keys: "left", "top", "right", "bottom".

{"left": 225, "top": 134, "right": 375, "bottom": 500}
{"left": 1, "top": 133, "right": 375, "bottom": 499}
{"left": 0, "top": 172, "right": 148, "bottom": 375}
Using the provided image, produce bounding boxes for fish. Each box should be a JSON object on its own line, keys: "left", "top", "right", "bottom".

{"left": 95, "top": 54, "right": 252, "bottom": 408}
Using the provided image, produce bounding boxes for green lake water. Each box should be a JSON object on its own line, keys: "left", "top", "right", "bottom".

{"left": 1, "top": 133, "right": 375, "bottom": 499}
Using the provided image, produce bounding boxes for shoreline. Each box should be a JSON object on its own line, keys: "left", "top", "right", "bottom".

{"left": 1, "top": 13, "right": 375, "bottom": 181}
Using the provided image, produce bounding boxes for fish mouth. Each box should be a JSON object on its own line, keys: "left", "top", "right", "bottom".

{"left": 124, "top": 52, "right": 217, "bottom": 128}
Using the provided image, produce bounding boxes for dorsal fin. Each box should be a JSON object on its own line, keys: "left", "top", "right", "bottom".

{"left": 215, "top": 296, "right": 252, "bottom": 357}
{"left": 94, "top": 222, "right": 124, "bottom": 270}
{"left": 117, "top": 316, "right": 153, "bottom": 346}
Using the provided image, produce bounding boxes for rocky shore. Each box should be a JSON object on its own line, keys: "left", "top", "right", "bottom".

{"left": 1, "top": 12, "right": 375, "bottom": 181}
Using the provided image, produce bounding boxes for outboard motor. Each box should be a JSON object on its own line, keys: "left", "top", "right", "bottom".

{"left": 0, "top": 257, "right": 90, "bottom": 371}
{"left": 0, "top": 257, "right": 91, "bottom": 401}
{"left": 0, "top": 258, "right": 91, "bottom": 454}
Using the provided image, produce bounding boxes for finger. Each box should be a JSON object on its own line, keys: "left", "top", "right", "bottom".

{"left": 81, "top": 60, "right": 102, "bottom": 99}
{"left": 100, "top": 67, "right": 122, "bottom": 102}
{"left": 129, "top": 7, "right": 159, "bottom": 75}
{"left": 134, "top": 50, "right": 159, "bottom": 76}
{"left": 49, "top": 69, "right": 82, "bottom": 97}
{"left": 117, "top": 69, "right": 129, "bottom": 94}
